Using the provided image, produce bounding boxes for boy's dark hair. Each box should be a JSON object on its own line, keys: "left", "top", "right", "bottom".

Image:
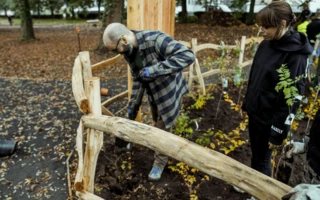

{"left": 256, "top": 1, "right": 296, "bottom": 40}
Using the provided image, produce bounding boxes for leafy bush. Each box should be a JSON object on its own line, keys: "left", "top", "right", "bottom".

{"left": 176, "top": 15, "right": 198, "bottom": 23}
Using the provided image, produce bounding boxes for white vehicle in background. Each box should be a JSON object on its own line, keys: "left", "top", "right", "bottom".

{"left": 175, "top": 0, "right": 231, "bottom": 16}
{"left": 242, "top": 0, "right": 320, "bottom": 13}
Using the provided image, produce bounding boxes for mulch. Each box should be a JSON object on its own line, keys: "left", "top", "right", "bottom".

{"left": 0, "top": 77, "right": 128, "bottom": 199}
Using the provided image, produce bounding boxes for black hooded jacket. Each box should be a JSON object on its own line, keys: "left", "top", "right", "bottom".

{"left": 242, "top": 30, "right": 313, "bottom": 145}
{"left": 307, "top": 109, "right": 320, "bottom": 175}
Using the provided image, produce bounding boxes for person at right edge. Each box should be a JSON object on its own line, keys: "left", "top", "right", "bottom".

{"left": 281, "top": 108, "right": 320, "bottom": 200}
{"left": 241, "top": 2, "right": 312, "bottom": 200}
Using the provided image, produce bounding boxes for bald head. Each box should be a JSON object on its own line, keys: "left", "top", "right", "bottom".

{"left": 103, "top": 23, "right": 132, "bottom": 50}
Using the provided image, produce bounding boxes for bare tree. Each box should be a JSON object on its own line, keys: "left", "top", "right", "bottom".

{"left": 19, "top": 0, "right": 36, "bottom": 40}
{"left": 246, "top": 0, "right": 255, "bottom": 25}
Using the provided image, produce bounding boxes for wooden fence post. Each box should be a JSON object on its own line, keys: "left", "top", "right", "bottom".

{"left": 82, "top": 77, "right": 103, "bottom": 193}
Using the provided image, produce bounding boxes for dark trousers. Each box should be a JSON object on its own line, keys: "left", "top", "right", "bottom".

{"left": 248, "top": 117, "right": 273, "bottom": 177}
{"left": 149, "top": 100, "right": 171, "bottom": 169}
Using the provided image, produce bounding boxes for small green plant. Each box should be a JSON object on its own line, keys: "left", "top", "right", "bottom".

{"left": 195, "top": 129, "right": 214, "bottom": 147}
{"left": 273, "top": 63, "right": 306, "bottom": 178}
{"left": 173, "top": 113, "right": 195, "bottom": 139}
{"left": 188, "top": 85, "right": 214, "bottom": 110}
{"left": 275, "top": 64, "right": 305, "bottom": 107}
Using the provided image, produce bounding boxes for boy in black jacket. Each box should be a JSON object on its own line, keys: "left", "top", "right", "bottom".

{"left": 242, "top": 2, "right": 313, "bottom": 179}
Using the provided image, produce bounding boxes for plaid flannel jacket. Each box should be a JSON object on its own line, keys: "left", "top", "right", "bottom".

{"left": 125, "top": 30, "right": 195, "bottom": 128}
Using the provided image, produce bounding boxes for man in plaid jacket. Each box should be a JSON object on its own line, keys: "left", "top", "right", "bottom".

{"left": 103, "top": 23, "right": 195, "bottom": 181}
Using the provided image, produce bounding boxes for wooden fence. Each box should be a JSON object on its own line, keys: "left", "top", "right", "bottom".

{"left": 71, "top": 37, "right": 292, "bottom": 200}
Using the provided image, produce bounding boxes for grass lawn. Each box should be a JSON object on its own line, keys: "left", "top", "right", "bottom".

{"left": 0, "top": 17, "right": 90, "bottom": 25}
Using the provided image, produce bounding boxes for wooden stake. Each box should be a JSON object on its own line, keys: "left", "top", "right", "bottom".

{"left": 74, "top": 120, "right": 85, "bottom": 191}
{"left": 76, "top": 191, "right": 104, "bottom": 200}
{"left": 83, "top": 77, "right": 103, "bottom": 193}
{"left": 66, "top": 149, "right": 74, "bottom": 199}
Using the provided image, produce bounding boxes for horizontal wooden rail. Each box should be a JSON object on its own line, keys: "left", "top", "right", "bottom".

{"left": 101, "top": 90, "right": 128, "bottom": 107}
{"left": 81, "top": 114, "right": 292, "bottom": 200}
{"left": 91, "top": 54, "right": 123, "bottom": 72}
{"left": 196, "top": 43, "right": 236, "bottom": 52}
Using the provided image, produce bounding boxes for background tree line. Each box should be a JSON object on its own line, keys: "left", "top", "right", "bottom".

{"left": 0, "top": 0, "right": 255, "bottom": 42}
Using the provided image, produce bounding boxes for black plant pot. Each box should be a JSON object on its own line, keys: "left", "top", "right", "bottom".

{"left": 0, "top": 140, "right": 17, "bottom": 157}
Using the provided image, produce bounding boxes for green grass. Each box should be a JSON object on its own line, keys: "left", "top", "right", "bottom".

{"left": 0, "top": 17, "right": 91, "bottom": 25}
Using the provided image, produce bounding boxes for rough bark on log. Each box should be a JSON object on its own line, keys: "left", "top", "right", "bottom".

{"left": 72, "top": 56, "right": 89, "bottom": 114}
{"left": 82, "top": 115, "right": 292, "bottom": 200}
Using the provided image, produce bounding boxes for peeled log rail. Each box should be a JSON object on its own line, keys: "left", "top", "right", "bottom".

{"left": 76, "top": 190, "right": 104, "bottom": 200}
{"left": 91, "top": 54, "right": 123, "bottom": 72}
{"left": 101, "top": 90, "right": 128, "bottom": 107}
{"left": 81, "top": 115, "right": 292, "bottom": 200}
{"left": 79, "top": 51, "right": 93, "bottom": 80}
{"left": 72, "top": 56, "right": 89, "bottom": 114}
{"left": 74, "top": 120, "right": 85, "bottom": 191}
{"left": 82, "top": 77, "right": 104, "bottom": 193}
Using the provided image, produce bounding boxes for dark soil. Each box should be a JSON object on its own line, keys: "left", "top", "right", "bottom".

{"left": 0, "top": 21, "right": 309, "bottom": 200}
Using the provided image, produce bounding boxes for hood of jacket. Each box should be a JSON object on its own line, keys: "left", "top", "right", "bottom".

{"left": 269, "top": 30, "right": 313, "bottom": 54}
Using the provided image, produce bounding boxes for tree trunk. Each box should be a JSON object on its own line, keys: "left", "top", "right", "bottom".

{"left": 71, "top": 7, "right": 75, "bottom": 19}
{"left": 246, "top": 0, "right": 255, "bottom": 25}
{"left": 181, "top": 0, "right": 187, "bottom": 17}
{"left": 37, "top": 4, "right": 40, "bottom": 17}
{"left": 95, "top": 0, "right": 124, "bottom": 53}
{"left": 20, "top": 0, "right": 36, "bottom": 40}
{"left": 50, "top": 7, "right": 54, "bottom": 17}
{"left": 97, "top": 0, "right": 102, "bottom": 18}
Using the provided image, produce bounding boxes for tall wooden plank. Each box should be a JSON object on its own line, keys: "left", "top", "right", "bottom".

{"left": 127, "top": 0, "right": 175, "bottom": 34}
{"left": 83, "top": 77, "right": 103, "bottom": 193}
{"left": 126, "top": 0, "right": 176, "bottom": 123}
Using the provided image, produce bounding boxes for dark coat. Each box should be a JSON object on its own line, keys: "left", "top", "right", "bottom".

{"left": 307, "top": 109, "right": 320, "bottom": 175}
{"left": 307, "top": 18, "right": 320, "bottom": 43}
{"left": 242, "top": 30, "right": 313, "bottom": 145}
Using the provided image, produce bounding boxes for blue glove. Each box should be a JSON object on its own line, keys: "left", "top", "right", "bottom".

{"left": 127, "top": 108, "right": 134, "bottom": 120}
{"left": 140, "top": 67, "right": 151, "bottom": 77}
{"left": 139, "top": 67, "right": 156, "bottom": 82}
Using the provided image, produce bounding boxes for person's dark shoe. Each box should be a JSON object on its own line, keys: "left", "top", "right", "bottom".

{"left": 148, "top": 165, "right": 164, "bottom": 181}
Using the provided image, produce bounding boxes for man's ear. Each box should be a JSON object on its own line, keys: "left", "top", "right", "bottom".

{"left": 281, "top": 20, "right": 287, "bottom": 27}
{"left": 122, "top": 36, "right": 129, "bottom": 45}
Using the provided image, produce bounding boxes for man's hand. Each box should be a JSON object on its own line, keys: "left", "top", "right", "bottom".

{"left": 139, "top": 67, "right": 156, "bottom": 82}
{"left": 283, "top": 137, "right": 309, "bottom": 159}
{"left": 282, "top": 184, "right": 320, "bottom": 200}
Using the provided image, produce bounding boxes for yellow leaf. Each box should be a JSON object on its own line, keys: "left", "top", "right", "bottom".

{"left": 240, "top": 122, "right": 246, "bottom": 131}
{"left": 237, "top": 140, "right": 245, "bottom": 145}
{"left": 230, "top": 140, "right": 237, "bottom": 145}
{"left": 210, "top": 143, "right": 216, "bottom": 149}
{"left": 272, "top": 150, "right": 278, "bottom": 156}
